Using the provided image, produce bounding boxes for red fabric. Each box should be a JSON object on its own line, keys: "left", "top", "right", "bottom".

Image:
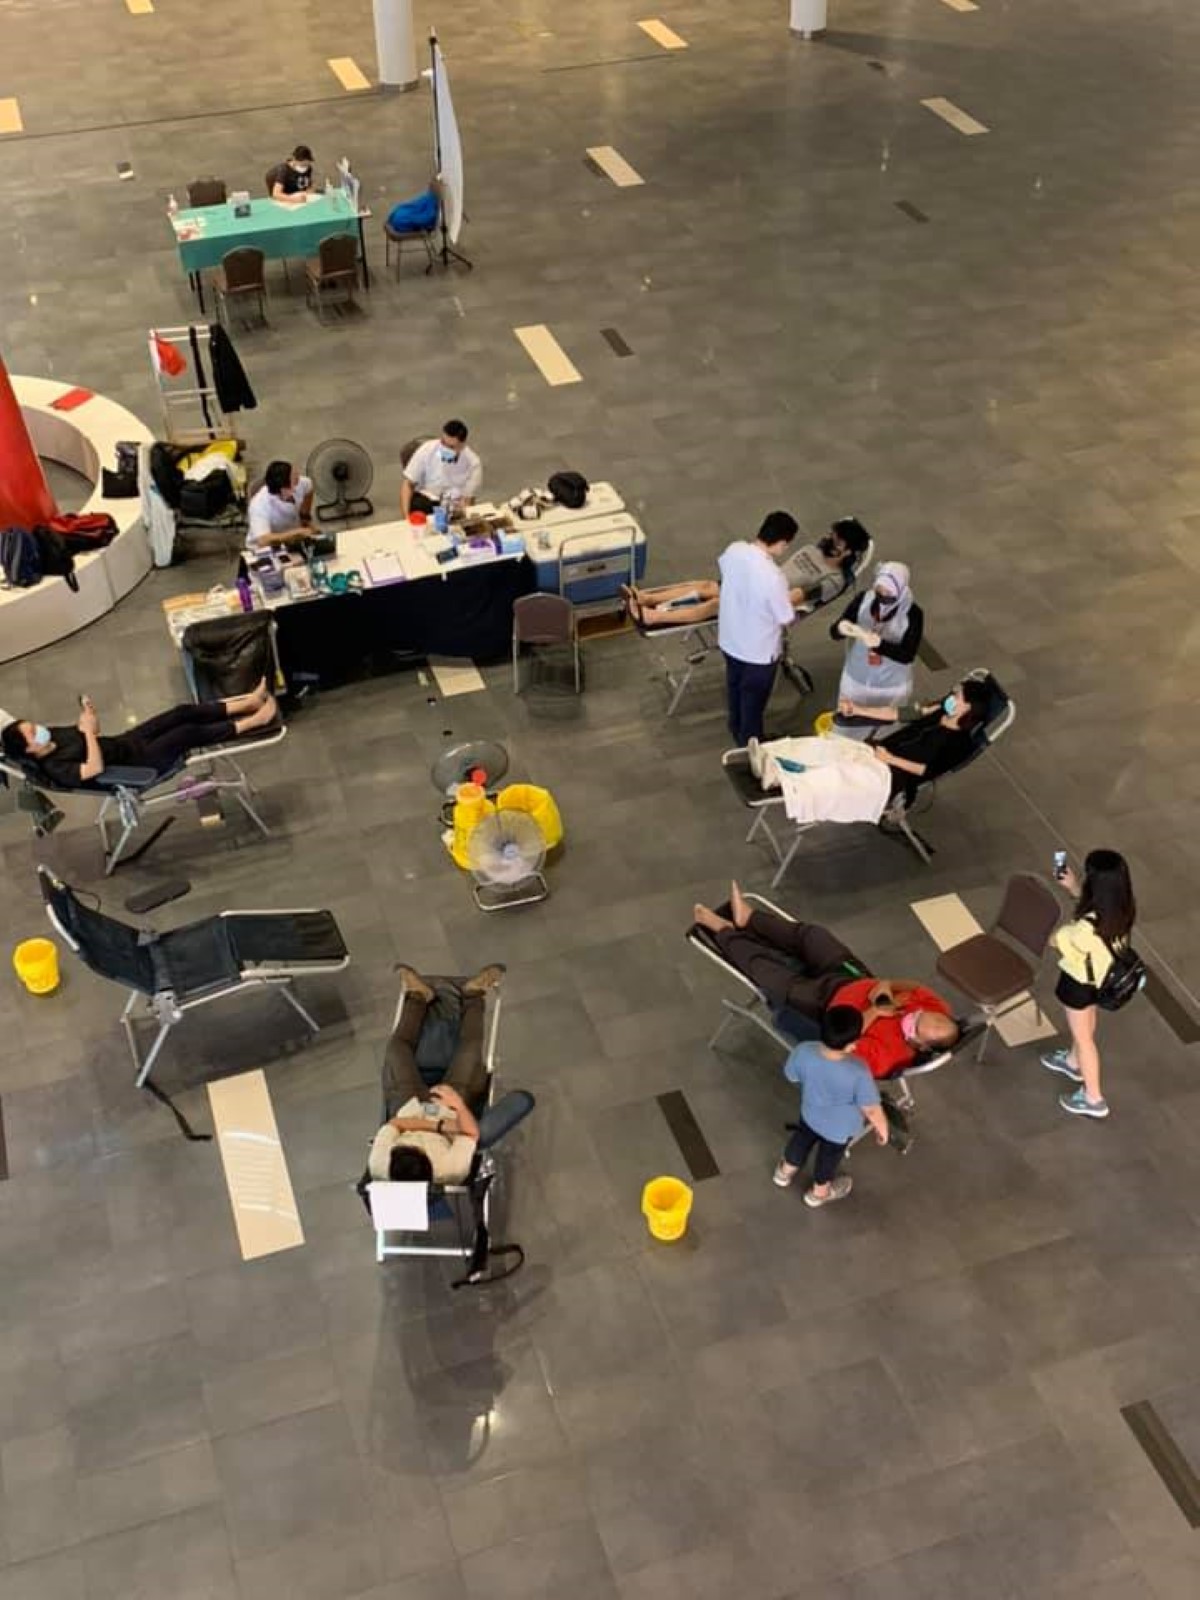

{"left": 152, "top": 333, "right": 186, "bottom": 378}
{"left": 832, "top": 978, "right": 952, "bottom": 1080}
{"left": 49, "top": 387, "right": 94, "bottom": 412}
{"left": 0, "top": 355, "right": 58, "bottom": 527}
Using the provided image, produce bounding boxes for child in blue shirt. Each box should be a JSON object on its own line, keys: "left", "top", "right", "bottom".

{"left": 775, "top": 1005, "right": 888, "bottom": 1207}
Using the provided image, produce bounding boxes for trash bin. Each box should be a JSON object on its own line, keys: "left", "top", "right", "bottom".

{"left": 790, "top": 0, "right": 827, "bottom": 38}
{"left": 641, "top": 1176, "right": 693, "bottom": 1242}
{"left": 13, "top": 937, "right": 59, "bottom": 995}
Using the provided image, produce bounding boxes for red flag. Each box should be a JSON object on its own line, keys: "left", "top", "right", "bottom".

{"left": 152, "top": 332, "right": 186, "bottom": 378}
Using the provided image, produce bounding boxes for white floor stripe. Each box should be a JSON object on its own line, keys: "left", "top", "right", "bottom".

{"left": 328, "top": 56, "right": 371, "bottom": 92}
{"left": 431, "top": 659, "right": 486, "bottom": 697}
{"left": 921, "top": 97, "right": 989, "bottom": 136}
{"left": 939, "top": 0, "right": 979, "bottom": 11}
{"left": 208, "top": 1069, "right": 304, "bottom": 1261}
{"left": 126, "top": 0, "right": 155, "bottom": 12}
{"left": 638, "top": 18, "right": 688, "bottom": 49}
{"left": 0, "top": 99, "right": 23, "bottom": 135}
{"left": 586, "top": 145, "right": 645, "bottom": 188}
{"left": 911, "top": 892, "right": 1057, "bottom": 1047}
{"left": 514, "top": 324, "right": 582, "bottom": 386}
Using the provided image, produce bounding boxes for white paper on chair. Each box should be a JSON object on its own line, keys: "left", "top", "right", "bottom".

{"left": 368, "top": 1180, "right": 430, "bottom": 1232}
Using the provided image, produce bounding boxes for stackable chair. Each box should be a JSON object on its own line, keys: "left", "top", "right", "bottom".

{"left": 512, "top": 593, "right": 581, "bottom": 694}
{"left": 357, "top": 971, "right": 534, "bottom": 1283}
{"left": 935, "top": 873, "right": 1061, "bottom": 1060}
{"left": 723, "top": 667, "right": 1016, "bottom": 882}
{"left": 0, "top": 615, "right": 287, "bottom": 874}
{"left": 305, "top": 233, "right": 360, "bottom": 321}
{"left": 634, "top": 537, "right": 873, "bottom": 718}
{"left": 214, "top": 246, "right": 267, "bottom": 329}
{"left": 186, "top": 177, "right": 227, "bottom": 207}
{"left": 685, "top": 891, "right": 966, "bottom": 1122}
{"left": 38, "top": 865, "right": 349, "bottom": 1087}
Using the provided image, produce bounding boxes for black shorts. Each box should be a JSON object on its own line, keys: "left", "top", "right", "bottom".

{"left": 1055, "top": 971, "right": 1098, "bottom": 1011}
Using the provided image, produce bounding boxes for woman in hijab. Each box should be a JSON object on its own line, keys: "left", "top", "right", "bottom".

{"left": 830, "top": 561, "right": 924, "bottom": 727}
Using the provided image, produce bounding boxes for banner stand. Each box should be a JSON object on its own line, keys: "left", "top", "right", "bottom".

{"left": 430, "top": 31, "right": 472, "bottom": 272}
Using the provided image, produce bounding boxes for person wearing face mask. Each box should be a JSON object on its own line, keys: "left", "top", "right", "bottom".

{"left": 268, "top": 144, "right": 316, "bottom": 203}
{"left": 831, "top": 560, "right": 924, "bottom": 731}
{"left": 692, "top": 882, "right": 959, "bottom": 1080}
{"left": 246, "top": 460, "right": 315, "bottom": 551}
{"left": 401, "top": 420, "right": 482, "bottom": 519}
{"left": 742, "top": 678, "right": 991, "bottom": 826}
{"left": 1, "top": 685, "right": 279, "bottom": 790}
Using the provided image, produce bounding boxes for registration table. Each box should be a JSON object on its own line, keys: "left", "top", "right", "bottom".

{"left": 164, "top": 517, "right": 535, "bottom": 686}
{"left": 171, "top": 192, "right": 371, "bottom": 309}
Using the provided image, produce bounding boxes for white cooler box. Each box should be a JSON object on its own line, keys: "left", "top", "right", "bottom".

{"left": 523, "top": 513, "right": 647, "bottom": 607}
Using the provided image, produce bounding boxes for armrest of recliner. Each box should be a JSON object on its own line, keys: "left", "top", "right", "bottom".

{"left": 92, "top": 766, "right": 163, "bottom": 792}
{"left": 478, "top": 1090, "right": 535, "bottom": 1150}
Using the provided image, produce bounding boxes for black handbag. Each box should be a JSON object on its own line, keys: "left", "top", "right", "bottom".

{"left": 547, "top": 470, "right": 589, "bottom": 510}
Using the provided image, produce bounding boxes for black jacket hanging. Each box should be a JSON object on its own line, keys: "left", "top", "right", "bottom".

{"left": 209, "top": 324, "right": 257, "bottom": 414}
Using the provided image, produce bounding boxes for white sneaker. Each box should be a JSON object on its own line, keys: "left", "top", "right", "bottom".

{"left": 747, "top": 737, "right": 764, "bottom": 780}
{"left": 804, "top": 1176, "right": 853, "bottom": 1208}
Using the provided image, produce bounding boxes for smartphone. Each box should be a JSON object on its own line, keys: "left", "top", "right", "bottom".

{"left": 1053, "top": 850, "right": 1068, "bottom": 880}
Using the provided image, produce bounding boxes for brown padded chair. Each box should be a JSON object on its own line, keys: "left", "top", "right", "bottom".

{"left": 512, "top": 593, "right": 580, "bottom": 694}
{"left": 935, "top": 873, "right": 1061, "bottom": 1060}
{"left": 305, "top": 232, "right": 359, "bottom": 321}
{"left": 187, "top": 177, "right": 227, "bottom": 207}
{"left": 214, "top": 247, "right": 267, "bottom": 328}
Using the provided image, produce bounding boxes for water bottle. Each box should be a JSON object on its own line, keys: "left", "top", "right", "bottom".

{"left": 235, "top": 556, "right": 253, "bottom": 613}
{"left": 434, "top": 493, "right": 450, "bottom": 537}
{"left": 167, "top": 193, "right": 179, "bottom": 219}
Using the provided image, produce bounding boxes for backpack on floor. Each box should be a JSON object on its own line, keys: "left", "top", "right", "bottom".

{"left": 178, "top": 469, "right": 233, "bottom": 520}
{"left": 0, "top": 527, "right": 42, "bottom": 588}
{"left": 31, "top": 526, "right": 79, "bottom": 592}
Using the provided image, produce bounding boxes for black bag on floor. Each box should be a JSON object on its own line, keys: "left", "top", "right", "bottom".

{"left": 149, "top": 441, "right": 187, "bottom": 509}
{"left": 179, "top": 469, "right": 233, "bottom": 520}
{"left": 547, "top": 470, "right": 589, "bottom": 510}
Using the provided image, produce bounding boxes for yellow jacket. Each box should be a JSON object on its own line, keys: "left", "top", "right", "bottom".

{"left": 1052, "top": 916, "right": 1114, "bottom": 986}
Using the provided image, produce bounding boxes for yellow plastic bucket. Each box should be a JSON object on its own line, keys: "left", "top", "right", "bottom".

{"left": 448, "top": 782, "right": 495, "bottom": 869}
{"left": 496, "top": 782, "right": 564, "bottom": 850}
{"left": 813, "top": 710, "right": 836, "bottom": 738}
{"left": 641, "top": 1176, "right": 693, "bottom": 1242}
{"left": 13, "top": 937, "right": 59, "bottom": 996}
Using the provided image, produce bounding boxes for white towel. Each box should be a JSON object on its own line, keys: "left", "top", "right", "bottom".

{"left": 760, "top": 735, "right": 891, "bottom": 825}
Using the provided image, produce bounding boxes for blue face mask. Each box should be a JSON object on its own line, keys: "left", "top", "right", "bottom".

{"left": 31, "top": 724, "right": 51, "bottom": 748}
{"left": 439, "top": 447, "right": 458, "bottom": 464}
{"left": 942, "top": 694, "right": 957, "bottom": 715}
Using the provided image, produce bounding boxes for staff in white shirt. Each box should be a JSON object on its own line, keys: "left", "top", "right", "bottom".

{"left": 717, "top": 511, "right": 800, "bottom": 746}
{"left": 246, "top": 459, "right": 315, "bottom": 550}
{"left": 401, "top": 420, "right": 482, "bottom": 518}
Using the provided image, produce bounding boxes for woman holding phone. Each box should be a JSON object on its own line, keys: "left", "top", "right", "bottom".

{"left": 1041, "top": 849, "right": 1137, "bottom": 1119}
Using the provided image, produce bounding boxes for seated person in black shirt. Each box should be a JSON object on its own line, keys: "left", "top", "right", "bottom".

{"left": 1, "top": 682, "right": 278, "bottom": 789}
{"left": 839, "top": 678, "right": 991, "bottom": 799}
{"left": 268, "top": 144, "right": 315, "bottom": 203}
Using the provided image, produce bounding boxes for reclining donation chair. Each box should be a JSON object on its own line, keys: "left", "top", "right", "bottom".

{"left": 0, "top": 614, "right": 286, "bottom": 874}
{"left": 39, "top": 865, "right": 349, "bottom": 1087}
{"left": 686, "top": 892, "right": 980, "bottom": 1131}
{"left": 356, "top": 971, "right": 535, "bottom": 1284}
{"left": 723, "top": 667, "right": 1015, "bottom": 882}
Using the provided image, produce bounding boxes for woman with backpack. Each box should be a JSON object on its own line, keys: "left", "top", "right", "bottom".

{"left": 1041, "top": 849, "right": 1138, "bottom": 1120}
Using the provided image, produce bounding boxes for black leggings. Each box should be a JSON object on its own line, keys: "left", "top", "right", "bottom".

{"left": 714, "top": 909, "right": 869, "bottom": 1016}
{"left": 126, "top": 703, "right": 238, "bottom": 770}
{"left": 784, "top": 1114, "right": 847, "bottom": 1184}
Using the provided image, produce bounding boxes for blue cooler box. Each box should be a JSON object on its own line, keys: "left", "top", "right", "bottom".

{"left": 524, "top": 513, "right": 648, "bottom": 606}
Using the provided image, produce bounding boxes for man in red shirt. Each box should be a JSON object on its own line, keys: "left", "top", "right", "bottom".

{"left": 692, "top": 885, "right": 959, "bottom": 1079}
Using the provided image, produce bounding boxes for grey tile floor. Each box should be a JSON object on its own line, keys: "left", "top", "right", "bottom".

{"left": 2, "top": 0, "right": 1200, "bottom": 1594}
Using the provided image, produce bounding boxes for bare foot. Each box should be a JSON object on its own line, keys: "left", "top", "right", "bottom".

{"left": 394, "top": 963, "right": 435, "bottom": 1003}
{"left": 730, "top": 881, "right": 752, "bottom": 929}
{"left": 693, "top": 903, "right": 732, "bottom": 934}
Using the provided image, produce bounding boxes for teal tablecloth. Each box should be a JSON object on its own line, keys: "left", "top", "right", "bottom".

{"left": 171, "top": 193, "right": 359, "bottom": 274}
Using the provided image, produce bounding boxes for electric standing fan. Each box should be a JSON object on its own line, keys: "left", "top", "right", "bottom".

{"left": 306, "top": 438, "right": 375, "bottom": 523}
{"left": 465, "top": 810, "right": 548, "bottom": 912}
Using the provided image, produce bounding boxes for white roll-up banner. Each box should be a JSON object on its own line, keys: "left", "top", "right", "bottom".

{"left": 432, "top": 41, "right": 464, "bottom": 243}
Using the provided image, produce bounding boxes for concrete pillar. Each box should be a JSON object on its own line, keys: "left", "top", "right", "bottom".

{"left": 373, "top": 0, "right": 418, "bottom": 91}
{"left": 0, "top": 356, "right": 57, "bottom": 528}
{"left": 790, "top": 0, "right": 827, "bottom": 39}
